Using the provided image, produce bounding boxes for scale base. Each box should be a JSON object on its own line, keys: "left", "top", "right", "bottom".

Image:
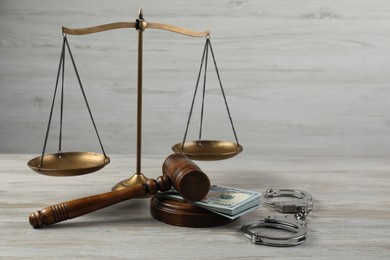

{"left": 150, "top": 196, "right": 235, "bottom": 227}
{"left": 112, "top": 172, "right": 149, "bottom": 193}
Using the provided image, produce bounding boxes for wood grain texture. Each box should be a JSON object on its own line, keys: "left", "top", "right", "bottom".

{"left": 1, "top": 1, "right": 390, "bottom": 258}
{"left": 1, "top": 154, "right": 389, "bottom": 259}
{"left": 1, "top": 0, "right": 390, "bottom": 159}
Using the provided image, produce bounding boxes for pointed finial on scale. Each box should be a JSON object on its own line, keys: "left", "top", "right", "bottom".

{"left": 138, "top": 8, "right": 144, "bottom": 19}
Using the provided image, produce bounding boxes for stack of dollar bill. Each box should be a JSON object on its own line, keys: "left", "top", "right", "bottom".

{"left": 157, "top": 185, "right": 262, "bottom": 219}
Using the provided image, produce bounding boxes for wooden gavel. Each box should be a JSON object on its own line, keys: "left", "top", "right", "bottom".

{"left": 29, "top": 154, "right": 210, "bottom": 228}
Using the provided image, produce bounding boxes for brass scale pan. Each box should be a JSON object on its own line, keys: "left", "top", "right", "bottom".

{"left": 28, "top": 152, "right": 109, "bottom": 177}
{"left": 172, "top": 140, "right": 242, "bottom": 161}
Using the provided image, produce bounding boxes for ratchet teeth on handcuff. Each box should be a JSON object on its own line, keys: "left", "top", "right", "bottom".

{"left": 240, "top": 188, "right": 313, "bottom": 247}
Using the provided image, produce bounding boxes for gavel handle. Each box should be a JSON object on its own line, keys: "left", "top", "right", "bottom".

{"left": 29, "top": 183, "right": 147, "bottom": 228}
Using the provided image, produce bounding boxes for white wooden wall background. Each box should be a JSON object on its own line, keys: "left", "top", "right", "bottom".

{"left": 1, "top": 0, "right": 390, "bottom": 158}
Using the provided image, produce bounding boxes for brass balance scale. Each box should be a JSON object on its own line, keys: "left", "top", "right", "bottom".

{"left": 27, "top": 9, "right": 243, "bottom": 191}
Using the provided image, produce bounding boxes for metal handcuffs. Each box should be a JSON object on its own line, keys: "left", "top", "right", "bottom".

{"left": 241, "top": 188, "right": 313, "bottom": 247}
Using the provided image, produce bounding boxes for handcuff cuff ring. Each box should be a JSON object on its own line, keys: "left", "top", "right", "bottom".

{"left": 241, "top": 188, "right": 313, "bottom": 247}
{"left": 240, "top": 214, "right": 307, "bottom": 246}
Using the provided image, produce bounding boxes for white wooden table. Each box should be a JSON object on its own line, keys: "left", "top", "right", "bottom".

{"left": 1, "top": 154, "right": 389, "bottom": 259}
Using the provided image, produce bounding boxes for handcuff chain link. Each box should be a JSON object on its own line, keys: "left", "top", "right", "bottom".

{"left": 295, "top": 207, "right": 309, "bottom": 221}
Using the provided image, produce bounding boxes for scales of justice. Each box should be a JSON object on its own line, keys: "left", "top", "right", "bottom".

{"left": 28, "top": 9, "right": 242, "bottom": 185}
{"left": 27, "top": 9, "right": 243, "bottom": 192}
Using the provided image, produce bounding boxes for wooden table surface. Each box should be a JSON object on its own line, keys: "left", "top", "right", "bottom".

{"left": 1, "top": 154, "right": 389, "bottom": 259}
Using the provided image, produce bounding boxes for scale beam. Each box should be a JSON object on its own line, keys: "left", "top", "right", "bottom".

{"left": 62, "top": 22, "right": 136, "bottom": 35}
{"left": 146, "top": 23, "right": 209, "bottom": 37}
{"left": 62, "top": 22, "right": 209, "bottom": 37}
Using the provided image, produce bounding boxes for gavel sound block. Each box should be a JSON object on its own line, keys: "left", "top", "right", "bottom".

{"left": 29, "top": 154, "right": 211, "bottom": 228}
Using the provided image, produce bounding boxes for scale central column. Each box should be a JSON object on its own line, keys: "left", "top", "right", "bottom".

{"left": 136, "top": 16, "right": 143, "bottom": 174}
{"left": 112, "top": 10, "right": 149, "bottom": 191}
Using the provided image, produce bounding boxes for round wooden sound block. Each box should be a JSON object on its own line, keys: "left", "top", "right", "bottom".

{"left": 150, "top": 196, "right": 235, "bottom": 227}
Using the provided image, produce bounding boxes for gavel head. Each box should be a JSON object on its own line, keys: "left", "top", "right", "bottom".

{"left": 162, "top": 154, "right": 210, "bottom": 202}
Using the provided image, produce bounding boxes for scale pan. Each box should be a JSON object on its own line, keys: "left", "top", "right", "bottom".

{"left": 172, "top": 140, "right": 243, "bottom": 161}
{"left": 27, "top": 152, "right": 110, "bottom": 176}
